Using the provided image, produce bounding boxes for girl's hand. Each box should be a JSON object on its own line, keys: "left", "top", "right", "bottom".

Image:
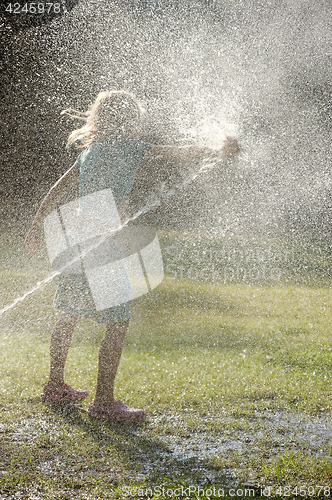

{"left": 24, "top": 224, "right": 43, "bottom": 258}
{"left": 221, "top": 136, "right": 241, "bottom": 158}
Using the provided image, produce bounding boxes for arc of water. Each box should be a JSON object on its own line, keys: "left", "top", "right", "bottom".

{"left": 0, "top": 271, "right": 60, "bottom": 316}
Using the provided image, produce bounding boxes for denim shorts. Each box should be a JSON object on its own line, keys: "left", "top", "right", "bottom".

{"left": 53, "top": 273, "right": 132, "bottom": 324}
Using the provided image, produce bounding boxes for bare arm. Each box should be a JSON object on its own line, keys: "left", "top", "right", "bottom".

{"left": 142, "top": 136, "right": 241, "bottom": 162}
{"left": 25, "top": 164, "right": 79, "bottom": 258}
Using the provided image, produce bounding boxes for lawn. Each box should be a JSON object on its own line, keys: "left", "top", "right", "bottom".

{"left": 0, "top": 229, "right": 331, "bottom": 499}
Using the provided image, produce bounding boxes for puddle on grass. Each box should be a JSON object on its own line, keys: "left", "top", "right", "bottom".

{"left": 129, "top": 409, "right": 332, "bottom": 483}
{"left": 1, "top": 409, "right": 331, "bottom": 486}
{"left": 143, "top": 409, "right": 332, "bottom": 456}
{"left": 0, "top": 417, "right": 62, "bottom": 443}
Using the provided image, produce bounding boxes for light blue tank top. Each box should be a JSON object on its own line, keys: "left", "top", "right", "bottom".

{"left": 74, "top": 136, "right": 151, "bottom": 208}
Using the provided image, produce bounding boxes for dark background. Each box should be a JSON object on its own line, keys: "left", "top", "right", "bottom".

{"left": 1, "top": 0, "right": 332, "bottom": 236}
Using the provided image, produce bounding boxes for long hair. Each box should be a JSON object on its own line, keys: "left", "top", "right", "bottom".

{"left": 61, "top": 90, "right": 145, "bottom": 148}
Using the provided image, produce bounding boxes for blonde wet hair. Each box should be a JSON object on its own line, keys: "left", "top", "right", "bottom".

{"left": 61, "top": 90, "right": 145, "bottom": 148}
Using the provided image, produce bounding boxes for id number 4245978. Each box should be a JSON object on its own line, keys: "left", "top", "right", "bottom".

{"left": 4, "top": 3, "right": 66, "bottom": 14}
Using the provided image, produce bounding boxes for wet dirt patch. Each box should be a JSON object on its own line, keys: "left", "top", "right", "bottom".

{"left": 127, "top": 409, "right": 332, "bottom": 483}
{"left": 1, "top": 408, "right": 331, "bottom": 488}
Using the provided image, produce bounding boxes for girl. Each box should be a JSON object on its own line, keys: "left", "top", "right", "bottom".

{"left": 25, "top": 90, "right": 240, "bottom": 421}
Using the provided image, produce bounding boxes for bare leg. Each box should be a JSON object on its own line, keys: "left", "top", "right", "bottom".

{"left": 93, "top": 321, "right": 129, "bottom": 408}
{"left": 48, "top": 312, "right": 79, "bottom": 387}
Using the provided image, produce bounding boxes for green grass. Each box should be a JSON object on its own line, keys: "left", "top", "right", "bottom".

{"left": 0, "top": 229, "right": 332, "bottom": 498}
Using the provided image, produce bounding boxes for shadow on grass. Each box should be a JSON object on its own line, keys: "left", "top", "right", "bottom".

{"left": 140, "top": 284, "right": 237, "bottom": 314}
{"left": 42, "top": 400, "right": 232, "bottom": 485}
{"left": 126, "top": 320, "right": 293, "bottom": 354}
